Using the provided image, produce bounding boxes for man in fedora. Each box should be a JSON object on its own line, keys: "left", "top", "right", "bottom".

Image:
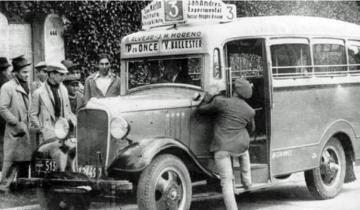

{"left": 0, "top": 55, "right": 32, "bottom": 192}
{"left": 31, "top": 61, "right": 47, "bottom": 93}
{"left": 0, "top": 57, "right": 11, "bottom": 170}
{"left": 30, "top": 62, "right": 76, "bottom": 144}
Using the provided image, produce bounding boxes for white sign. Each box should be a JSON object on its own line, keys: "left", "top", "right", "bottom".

{"left": 0, "top": 13, "right": 8, "bottom": 58}
{"left": 44, "top": 14, "right": 65, "bottom": 63}
{"left": 142, "top": 0, "right": 165, "bottom": 29}
{"left": 142, "top": 0, "right": 236, "bottom": 29}
{"left": 186, "top": 0, "right": 236, "bottom": 22}
{"left": 126, "top": 42, "right": 159, "bottom": 55}
{"left": 162, "top": 39, "right": 202, "bottom": 52}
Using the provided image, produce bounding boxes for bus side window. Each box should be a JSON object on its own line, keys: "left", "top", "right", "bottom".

{"left": 226, "top": 39, "right": 264, "bottom": 79}
{"left": 312, "top": 39, "right": 347, "bottom": 76}
{"left": 347, "top": 40, "right": 360, "bottom": 75}
{"left": 270, "top": 43, "right": 311, "bottom": 78}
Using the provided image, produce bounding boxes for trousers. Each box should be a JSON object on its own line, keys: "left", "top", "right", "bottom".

{"left": 214, "top": 150, "right": 251, "bottom": 210}
{"left": 0, "top": 160, "right": 29, "bottom": 191}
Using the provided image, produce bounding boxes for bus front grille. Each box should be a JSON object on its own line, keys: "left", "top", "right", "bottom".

{"left": 77, "top": 109, "right": 108, "bottom": 166}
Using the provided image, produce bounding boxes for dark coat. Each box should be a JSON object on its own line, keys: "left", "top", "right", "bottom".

{"left": 0, "top": 79, "right": 31, "bottom": 161}
{"left": 83, "top": 72, "right": 121, "bottom": 104}
{"left": 197, "top": 95, "right": 255, "bottom": 156}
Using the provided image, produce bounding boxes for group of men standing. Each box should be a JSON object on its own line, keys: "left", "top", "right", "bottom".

{"left": 0, "top": 53, "right": 121, "bottom": 192}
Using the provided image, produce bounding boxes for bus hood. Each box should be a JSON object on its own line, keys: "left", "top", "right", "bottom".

{"left": 85, "top": 94, "right": 193, "bottom": 115}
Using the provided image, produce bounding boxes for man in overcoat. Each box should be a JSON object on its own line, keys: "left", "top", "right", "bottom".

{"left": 83, "top": 53, "right": 120, "bottom": 104}
{"left": 0, "top": 55, "right": 32, "bottom": 192}
{"left": 0, "top": 57, "right": 11, "bottom": 170}
{"left": 30, "top": 63, "right": 76, "bottom": 143}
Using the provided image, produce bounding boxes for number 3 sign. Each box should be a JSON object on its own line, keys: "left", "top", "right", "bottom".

{"left": 164, "top": 0, "right": 184, "bottom": 22}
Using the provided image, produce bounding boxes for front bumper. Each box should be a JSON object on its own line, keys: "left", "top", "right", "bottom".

{"left": 17, "top": 174, "right": 133, "bottom": 194}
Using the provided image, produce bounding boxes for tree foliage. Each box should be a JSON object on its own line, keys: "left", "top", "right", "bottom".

{"left": 0, "top": 1, "right": 360, "bottom": 77}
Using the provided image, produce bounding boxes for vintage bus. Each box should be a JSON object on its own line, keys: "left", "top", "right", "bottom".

{"left": 32, "top": 15, "right": 360, "bottom": 210}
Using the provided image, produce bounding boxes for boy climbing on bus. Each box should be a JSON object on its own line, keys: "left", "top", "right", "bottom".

{"left": 197, "top": 78, "right": 255, "bottom": 210}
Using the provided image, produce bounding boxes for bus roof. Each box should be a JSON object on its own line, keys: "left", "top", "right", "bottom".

{"left": 121, "top": 16, "right": 360, "bottom": 58}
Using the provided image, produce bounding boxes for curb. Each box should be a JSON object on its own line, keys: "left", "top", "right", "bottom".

{"left": 1, "top": 205, "right": 40, "bottom": 210}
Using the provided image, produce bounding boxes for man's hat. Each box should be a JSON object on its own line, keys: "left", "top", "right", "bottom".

{"left": 11, "top": 55, "right": 31, "bottom": 71}
{"left": 46, "top": 62, "right": 68, "bottom": 74}
{"left": 0, "top": 57, "right": 10, "bottom": 69}
{"left": 64, "top": 74, "right": 80, "bottom": 84}
{"left": 234, "top": 78, "right": 253, "bottom": 99}
{"left": 35, "top": 61, "right": 46, "bottom": 70}
{"left": 61, "top": 60, "right": 79, "bottom": 72}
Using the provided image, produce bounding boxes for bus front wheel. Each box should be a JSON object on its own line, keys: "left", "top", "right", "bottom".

{"left": 305, "top": 137, "right": 346, "bottom": 200}
{"left": 137, "top": 154, "right": 192, "bottom": 210}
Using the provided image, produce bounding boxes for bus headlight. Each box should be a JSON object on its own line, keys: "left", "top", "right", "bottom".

{"left": 54, "top": 118, "right": 70, "bottom": 140}
{"left": 110, "top": 117, "right": 129, "bottom": 139}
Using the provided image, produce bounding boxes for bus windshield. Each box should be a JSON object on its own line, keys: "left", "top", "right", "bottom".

{"left": 127, "top": 56, "right": 202, "bottom": 89}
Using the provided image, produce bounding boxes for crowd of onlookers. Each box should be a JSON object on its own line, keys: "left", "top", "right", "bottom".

{"left": 0, "top": 53, "right": 121, "bottom": 192}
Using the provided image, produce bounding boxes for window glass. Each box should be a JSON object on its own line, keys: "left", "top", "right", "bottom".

{"left": 271, "top": 44, "right": 311, "bottom": 78}
{"left": 213, "top": 48, "right": 221, "bottom": 79}
{"left": 226, "top": 39, "right": 264, "bottom": 79}
{"left": 313, "top": 43, "right": 346, "bottom": 75}
{"left": 127, "top": 57, "right": 202, "bottom": 89}
{"left": 348, "top": 42, "right": 360, "bottom": 73}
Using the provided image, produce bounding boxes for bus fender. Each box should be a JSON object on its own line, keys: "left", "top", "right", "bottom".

{"left": 107, "top": 137, "right": 216, "bottom": 178}
{"left": 319, "top": 120, "right": 358, "bottom": 182}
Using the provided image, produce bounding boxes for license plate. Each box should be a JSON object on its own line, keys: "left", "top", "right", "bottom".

{"left": 34, "top": 159, "right": 57, "bottom": 173}
{"left": 78, "top": 165, "right": 102, "bottom": 178}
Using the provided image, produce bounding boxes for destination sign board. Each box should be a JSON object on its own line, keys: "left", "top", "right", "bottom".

{"left": 142, "top": 0, "right": 237, "bottom": 30}
{"left": 124, "top": 31, "right": 204, "bottom": 56}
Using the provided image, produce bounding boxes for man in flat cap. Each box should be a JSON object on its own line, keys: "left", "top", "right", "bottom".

{"left": 30, "top": 62, "right": 76, "bottom": 144}
{"left": 0, "top": 55, "right": 32, "bottom": 192}
{"left": 0, "top": 57, "right": 11, "bottom": 171}
{"left": 62, "top": 59, "right": 84, "bottom": 113}
{"left": 31, "top": 61, "right": 47, "bottom": 93}
{"left": 197, "top": 78, "right": 255, "bottom": 210}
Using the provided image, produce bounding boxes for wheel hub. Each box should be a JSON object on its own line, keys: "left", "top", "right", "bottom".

{"left": 169, "top": 188, "right": 178, "bottom": 200}
{"left": 321, "top": 149, "right": 339, "bottom": 184}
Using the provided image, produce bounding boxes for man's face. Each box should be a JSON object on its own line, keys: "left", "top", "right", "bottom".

{"left": 72, "top": 70, "right": 81, "bottom": 79}
{"left": 38, "top": 68, "right": 48, "bottom": 82}
{"left": 98, "top": 58, "right": 110, "bottom": 76}
{"left": 16, "top": 66, "right": 30, "bottom": 82}
{"left": 49, "top": 71, "right": 66, "bottom": 85}
{"left": 66, "top": 82, "right": 78, "bottom": 95}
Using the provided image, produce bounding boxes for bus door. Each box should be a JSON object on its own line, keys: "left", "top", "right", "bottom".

{"left": 224, "top": 38, "right": 271, "bottom": 187}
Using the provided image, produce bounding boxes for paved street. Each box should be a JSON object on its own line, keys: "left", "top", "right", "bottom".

{"left": 2, "top": 166, "right": 360, "bottom": 210}
{"left": 191, "top": 167, "right": 360, "bottom": 210}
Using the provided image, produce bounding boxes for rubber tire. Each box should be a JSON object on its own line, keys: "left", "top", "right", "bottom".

{"left": 37, "top": 187, "right": 90, "bottom": 210}
{"left": 305, "top": 137, "right": 346, "bottom": 200}
{"left": 137, "top": 154, "right": 192, "bottom": 210}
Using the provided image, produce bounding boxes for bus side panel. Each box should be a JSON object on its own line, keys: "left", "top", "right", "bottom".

{"left": 270, "top": 83, "right": 360, "bottom": 176}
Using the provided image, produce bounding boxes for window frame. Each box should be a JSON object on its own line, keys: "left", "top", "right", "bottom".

{"left": 311, "top": 38, "right": 347, "bottom": 77}
{"left": 125, "top": 55, "right": 205, "bottom": 92}
{"left": 269, "top": 37, "right": 312, "bottom": 79}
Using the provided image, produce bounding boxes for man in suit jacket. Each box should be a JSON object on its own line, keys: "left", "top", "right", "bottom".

{"left": 83, "top": 53, "right": 120, "bottom": 104}
{"left": 30, "top": 61, "right": 47, "bottom": 93}
{"left": 30, "top": 63, "right": 76, "bottom": 143}
{"left": 0, "top": 55, "right": 32, "bottom": 192}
